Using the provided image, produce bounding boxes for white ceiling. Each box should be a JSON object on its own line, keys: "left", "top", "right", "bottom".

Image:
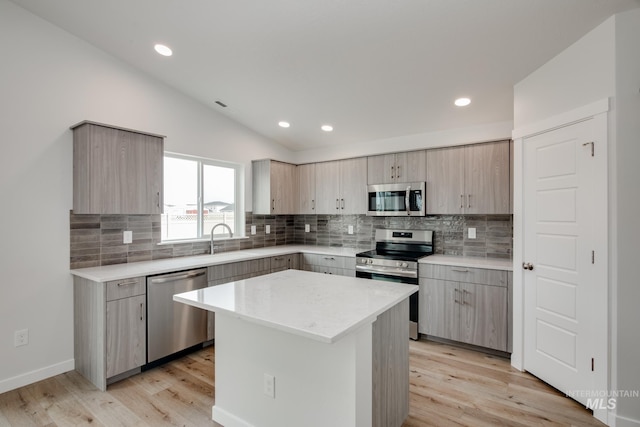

{"left": 11, "top": 0, "right": 640, "bottom": 151}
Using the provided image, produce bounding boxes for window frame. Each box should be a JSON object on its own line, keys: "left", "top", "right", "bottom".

{"left": 162, "top": 151, "right": 245, "bottom": 241}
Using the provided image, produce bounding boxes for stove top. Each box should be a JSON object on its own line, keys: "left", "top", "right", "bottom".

{"left": 356, "top": 229, "right": 434, "bottom": 262}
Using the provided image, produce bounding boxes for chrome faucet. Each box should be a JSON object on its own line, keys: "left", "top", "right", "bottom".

{"left": 210, "top": 223, "right": 233, "bottom": 254}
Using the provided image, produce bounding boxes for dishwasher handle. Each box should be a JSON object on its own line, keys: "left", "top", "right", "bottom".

{"left": 148, "top": 269, "right": 206, "bottom": 284}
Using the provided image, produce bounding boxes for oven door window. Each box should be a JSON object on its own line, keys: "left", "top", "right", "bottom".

{"left": 368, "top": 190, "right": 423, "bottom": 212}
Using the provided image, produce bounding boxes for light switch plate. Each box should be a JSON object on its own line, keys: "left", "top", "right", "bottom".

{"left": 305, "top": 224, "right": 310, "bottom": 233}
{"left": 348, "top": 225, "right": 354, "bottom": 235}
{"left": 263, "top": 373, "right": 275, "bottom": 398}
{"left": 265, "top": 225, "right": 271, "bottom": 234}
{"left": 123, "top": 230, "right": 133, "bottom": 244}
{"left": 251, "top": 225, "right": 257, "bottom": 235}
{"left": 468, "top": 227, "right": 476, "bottom": 239}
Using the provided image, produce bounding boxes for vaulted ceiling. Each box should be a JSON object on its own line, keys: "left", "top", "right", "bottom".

{"left": 10, "top": 0, "right": 640, "bottom": 150}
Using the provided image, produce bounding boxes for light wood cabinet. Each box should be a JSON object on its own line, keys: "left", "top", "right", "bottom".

{"left": 270, "top": 254, "right": 300, "bottom": 272}
{"left": 426, "top": 141, "right": 510, "bottom": 214}
{"left": 419, "top": 264, "right": 508, "bottom": 352}
{"left": 252, "top": 159, "right": 297, "bottom": 214}
{"left": 74, "top": 276, "right": 146, "bottom": 391}
{"left": 315, "top": 158, "right": 367, "bottom": 215}
{"left": 72, "top": 121, "right": 164, "bottom": 215}
{"left": 301, "top": 253, "right": 356, "bottom": 277}
{"left": 367, "top": 151, "right": 426, "bottom": 184}
{"left": 297, "top": 163, "right": 316, "bottom": 214}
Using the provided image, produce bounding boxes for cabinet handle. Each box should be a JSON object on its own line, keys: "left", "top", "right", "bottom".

{"left": 140, "top": 303, "right": 144, "bottom": 321}
{"left": 462, "top": 290, "right": 470, "bottom": 305}
{"left": 272, "top": 199, "right": 275, "bottom": 211}
{"left": 336, "top": 199, "right": 340, "bottom": 210}
{"left": 391, "top": 166, "right": 395, "bottom": 180}
{"left": 451, "top": 268, "right": 469, "bottom": 273}
{"left": 341, "top": 198, "right": 345, "bottom": 210}
{"left": 460, "top": 194, "right": 464, "bottom": 209}
{"left": 117, "top": 280, "right": 138, "bottom": 287}
{"left": 323, "top": 257, "right": 335, "bottom": 261}
{"left": 157, "top": 192, "right": 160, "bottom": 208}
{"left": 312, "top": 199, "right": 315, "bottom": 210}
{"left": 273, "top": 257, "right": 283, "bottom": 261}
{"left": 397, "top": 165, "right": 401, "bottom": 179}
{"left": 467, "top": 194, "right": 471, "bottom": 208}
{"left": 454, "top": 288, "right": 460, "bottom": 304}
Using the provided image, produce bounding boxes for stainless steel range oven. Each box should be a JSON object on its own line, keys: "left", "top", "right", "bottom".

{"left": 356, "top": 229, "right": 433, "bottom": 340}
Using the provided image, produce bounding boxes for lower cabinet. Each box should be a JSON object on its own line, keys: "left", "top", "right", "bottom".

{"left": 300, "top": 253, "right": 355, "bottom": 277}
{"left": 270, "top": 254, "right": 300, "bottom": 272}
{"left": 74, "top": 276, "right": 146, "bottom": 391}
{"left": 419, "top": 264, "right": 508, "bottom": 352}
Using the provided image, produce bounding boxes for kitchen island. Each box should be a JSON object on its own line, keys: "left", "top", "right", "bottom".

{"left": 174, "top": 269, "right": 416, "bottom": 427}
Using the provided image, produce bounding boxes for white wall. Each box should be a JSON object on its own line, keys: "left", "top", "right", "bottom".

{"left": 0, "top": 0, "right": 293, "bottom": 393}
{"left": 613, "top": 8, "right": 640, "bottom": 426}
{"left": 514, "top": 10, "right": 640, "bottom": 426}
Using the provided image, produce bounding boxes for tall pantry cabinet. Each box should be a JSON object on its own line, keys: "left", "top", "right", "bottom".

{"left": 72, "top": 121, "right": 164, "bottom": 215}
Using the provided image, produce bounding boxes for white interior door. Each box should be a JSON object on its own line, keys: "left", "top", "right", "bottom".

{"left": 523, "top": 119, "right": 597, "bottom": 406}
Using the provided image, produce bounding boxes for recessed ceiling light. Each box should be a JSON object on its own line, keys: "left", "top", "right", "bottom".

{"left": 321, "top": 125, "right": 333, "bottom": 132}
{"left": 454, "top": 97, "right": 471, "bottom": 107}
{"left": 154, "top": 44, "right": 173, "bottom": 57}
{"left": 278, "top": 121, "right": 290, "bottom": 128}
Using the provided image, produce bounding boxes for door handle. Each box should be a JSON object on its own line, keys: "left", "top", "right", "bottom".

{"left": 391, "top": 166, "right": 395, "bottom": 180}
{"left": 460, "top": 194, "right": 464, "bottom": 209}
{"left": 312, "top": 199, "right": 315, "bottom": 210}
{"left": 467, "top": 194, "right": 471, "bottom": 208}
{"left": 140, "top": 302, "right": 144, "bottom": 321}
{"left": 454, "top": 288, "right": 460, "bottom": 304}
{"left": 462, "top": 290, "right": 469, "bottom": 305}
{"left": 336, "top": 199, "right": 339, "bottom": 210}
{"left": 397, "top": 165, "right": 401, "bottom": 179}
{"left": 272, "top": 199, "right": 275, "bottom": 211}
{"left": 522, "top": 262, "right": 534, "bottom": 271}
{"left": 341, "top": 198, "right": 345, "bottom": 210}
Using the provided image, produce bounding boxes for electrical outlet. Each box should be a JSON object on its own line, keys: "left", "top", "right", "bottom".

{"left": 468, "top": 227, "right": 476, "bottom": 239}
{"left": 14, "top": 329, "right": 28, "bottom": 347}
{"left": 265, "top": 225, "right": 271, "bottom": 234}
{"left": 348, "top": 225, "right": 354, "bottom": 235}
{"left": 263, "top": 373, "right": 275, "bottom": 398}
{"left": 251, "top": 225, "right": 256, "bottom": 235}
{"left": 123, "top": 230, "right": 133, "bottom": 244}
{"left": 305, "top": 224, "right": 310, "bottom": 233}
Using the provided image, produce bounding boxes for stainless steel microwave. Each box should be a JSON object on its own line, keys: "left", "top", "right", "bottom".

{"left": 366, "top": 182, "right": 426, "bottom": 216}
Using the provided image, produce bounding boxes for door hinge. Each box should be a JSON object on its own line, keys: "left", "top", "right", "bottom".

{"left": 591, "top": 358, "right": 595, "bottom": 372}
{"left": 583, "top": 141, "right": 594, "bottom": 157}
{"left": 592, "top": 250, "right": 595, "bottom": 264}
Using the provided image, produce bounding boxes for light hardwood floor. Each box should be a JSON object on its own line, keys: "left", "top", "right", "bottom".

{"left": 0, "top": 339, "right": 603, "bottom": 427}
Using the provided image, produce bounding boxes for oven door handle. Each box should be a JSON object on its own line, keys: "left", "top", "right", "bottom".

{"left": 405, "top": 185, "right": 411, "bottom": 216}
{"left": 356, "top": 264, "right": 417, "bottom": 278}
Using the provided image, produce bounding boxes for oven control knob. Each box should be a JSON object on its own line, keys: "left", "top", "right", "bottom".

{"left": 402, "top": 262, "right": 408, "bottom": 268}
{"left": 368, "top": 259, "right": 374, "bottom": 264}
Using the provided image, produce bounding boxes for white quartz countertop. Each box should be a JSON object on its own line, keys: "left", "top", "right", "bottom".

{"left": 419, "top": 255, "right": 513, "bottom": 271}
{"left": 173, "top": 269, "right": 417, "bottom": 344}
{"left": 70, "top": 245, "right": 363, "bottom": 282}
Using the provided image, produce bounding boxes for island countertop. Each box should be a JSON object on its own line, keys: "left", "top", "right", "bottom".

{"left": 174, "top": 269, "right": 417, "bottom": 344}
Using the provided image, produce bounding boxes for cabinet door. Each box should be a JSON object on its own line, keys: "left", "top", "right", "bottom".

{"left": 297, "top": 163, "right": 316, "bottom": 214}
{"left": 270, "top": 161, "right": 296, "bottom": 214}
{"left": 367, "top": 154, "right": 396, "bottom": 184}
{"left": 106, "top": 295, "right": 146, "bottom": 378}
{"left": 315, "top": 161, "right": 341, "bottom": 214}
{"left": 459, "top": 283, "right": 507, "bottom": 351}
{"left": 339, "top": 157, "right": 367, "bottom": 214}
{"left": 464, "top": 141, "right": 510, "bottom": 214}
{"left": 426, "top": 146, "right": 465, "bottom": 214}
{"left": 394, "top": 151, "right": 426, "bottom": 183}
{"left": 123, "top": 131, "right": 163, "bottom": 214}
{"left": 420, "top": 279, "right": 459, "bottom": 340}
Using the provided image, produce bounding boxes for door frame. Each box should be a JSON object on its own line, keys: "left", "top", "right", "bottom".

{"left": 512, "top": 98, "right": 610, "bottom": 424}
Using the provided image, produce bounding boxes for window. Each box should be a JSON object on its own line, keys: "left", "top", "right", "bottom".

{"left": 162, "top": 153, "right": 244, "bottom": 241}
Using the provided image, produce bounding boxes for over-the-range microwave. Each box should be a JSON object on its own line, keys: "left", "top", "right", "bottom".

{"left": 366, "top": 182, "right": 426, "bottom": 216}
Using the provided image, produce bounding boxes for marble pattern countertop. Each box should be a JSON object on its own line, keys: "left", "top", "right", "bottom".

{"left": 69, "top": 245, "right": 363, "bottom": 282}
{"left": 420, "top": 254, "right": 513, "bottom": 271}
{"left": 173, "top": 269, "right": 417, "bottom": 344}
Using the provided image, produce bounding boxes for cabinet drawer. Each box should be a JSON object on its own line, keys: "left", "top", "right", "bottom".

{"left": 419, "top": 264, "right": 507, "bottom": 287}
{"left": 106, "top": 277, "right": 145, "bottom": 301}
{"left": 302, "top": 253, "right": 355, "bottom": 270}
{"left": 208, "top": 259, "right": 271, "bottom": 281}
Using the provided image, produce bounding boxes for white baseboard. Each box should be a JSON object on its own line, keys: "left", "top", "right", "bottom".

{"left": 213, "top": 406, "right": 255, "bottom": 427}
{"left": 0, "top": 359, "right": 74, "bottom": 394}
{"left": 616, "top": 414, "right": 640, "bottom": 427}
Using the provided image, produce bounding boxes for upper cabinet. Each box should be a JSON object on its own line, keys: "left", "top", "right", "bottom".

{"left": 367, "top": 151, "right": 426, "bottom": 184}
{"left": 297, "top": 163, "right": 316, "bottom": 214}
{"left": 315, "top": 158, "right": 367, "bottom": 215}
{"left": 426, "top": 141, "right": 510, "bottom": 214}
{"left": 252, "top": 159, "right": 297, "bottom": 215}
{"left": 72, "top": 121, "right": 164, "bottom": 215}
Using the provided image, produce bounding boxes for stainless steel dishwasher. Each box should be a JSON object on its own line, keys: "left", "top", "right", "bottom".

{"left": 146, "top": 268, "right": 208, "bottom": 363}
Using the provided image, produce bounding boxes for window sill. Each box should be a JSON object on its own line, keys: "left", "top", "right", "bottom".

{"left": 158, "top": 236, "right": 249, "bottom": 246}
